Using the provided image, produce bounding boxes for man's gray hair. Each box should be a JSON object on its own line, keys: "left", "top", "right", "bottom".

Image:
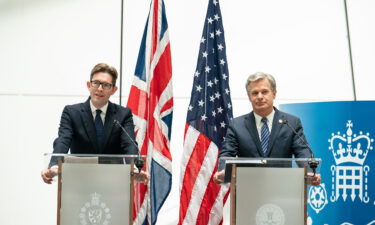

{"left": 245, "top": 72, "right": 277, "bottom": 92}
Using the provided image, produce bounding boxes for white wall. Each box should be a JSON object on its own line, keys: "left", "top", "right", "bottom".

{"left": 0, "top": 0, "right": 374, "bottom": 224}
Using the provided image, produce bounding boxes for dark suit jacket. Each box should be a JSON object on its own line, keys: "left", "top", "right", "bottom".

{"left": 220, "top": 108, "right": 311, "bottom": 159}
{"left": 52, "top": 98, "right": 138, "bottom": 158}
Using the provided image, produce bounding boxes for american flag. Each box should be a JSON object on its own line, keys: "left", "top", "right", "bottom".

{"left": 179, "top": 0, "right": 233, "bottom": 224}
{"left": 126, "top": 0, "right": 173, "bottom": 224}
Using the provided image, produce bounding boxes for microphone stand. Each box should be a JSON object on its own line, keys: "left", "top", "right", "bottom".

{"left": 279, "top": 120, "right": 319, "bottom": 175}
{"left": 114, "top": 120, "right": 144, "bottom": 172}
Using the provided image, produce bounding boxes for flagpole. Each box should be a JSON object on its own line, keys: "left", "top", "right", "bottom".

{"left": 119, "top": 0, "right": 124, "bottom": 105}
{"left": 343, "top": 0, "right": 357, "bottom": 101}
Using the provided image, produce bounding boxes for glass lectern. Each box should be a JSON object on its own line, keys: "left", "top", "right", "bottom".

{"left": 219, "top": 157, "right": 321, "bottom": 225}
{"left": 43, "top": 153, "right": 146, "bottom": 225}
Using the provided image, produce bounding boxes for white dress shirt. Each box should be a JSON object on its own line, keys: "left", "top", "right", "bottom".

{"left": 253, "top": 109, "right": 275, "bottom": 140}
{"left": 90, "top": 101, "right": 108, "bottom": 125}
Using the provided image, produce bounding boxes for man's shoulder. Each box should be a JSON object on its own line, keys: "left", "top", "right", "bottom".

{"left": 233, "top": 113, "right": 250, "bottom": 120}
{"left": 109, "top": 102, "right": 132, "bottom": 114}
{"left": 230, "top": 113, "right": 251, "bottom": 124}
{"left": 276, "top": 109, "right": 300, "bottom": 121}
{"left": 61, "top": 99, "right": 90, "bottom": 116}
{"left": 63, "top": 101, "right": 86, "bottom": 111}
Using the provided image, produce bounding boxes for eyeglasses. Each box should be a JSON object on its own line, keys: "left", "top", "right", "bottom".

{"left": 90, "top": 80, "right": 113, "bottom": 90}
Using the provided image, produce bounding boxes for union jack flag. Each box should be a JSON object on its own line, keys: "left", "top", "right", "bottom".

{"left": 179, "top": 0, "right": 233, "bottom": 224}
{"left": 127, "top": 0, "right": 173, "bottom": 224}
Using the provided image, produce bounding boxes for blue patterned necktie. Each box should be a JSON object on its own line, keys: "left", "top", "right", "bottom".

{"left": 261, "top": 117, "right": 270, "bottom": 154}
{"left": 95, "top": 109, "right": 104, "bottom": 145}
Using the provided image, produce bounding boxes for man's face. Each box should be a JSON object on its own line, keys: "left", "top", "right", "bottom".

{"left": 247, "top": 78, "right": 276, "bottom": 116}
{"left": 87, "top": 72, "right": 118, "bottom": 108}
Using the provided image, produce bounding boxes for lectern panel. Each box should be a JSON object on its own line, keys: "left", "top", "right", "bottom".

{"left": 60, "top": 163, "right": 130, "bottom": 225}
{"left": 236, "top": 167, "right": 305, "bottom": 225}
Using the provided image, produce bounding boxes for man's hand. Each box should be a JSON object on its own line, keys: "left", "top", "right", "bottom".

{"left": 307, "top": 172, "right": 321, "bottom": 186}
{"left": 41, "top": 168, "right": 58, "bottom": 184}
{"left": 133, "top": 170, "right": 150, "bottom": 183}
{"left": 213, "top": 170, "right": 225, "bottom": 184}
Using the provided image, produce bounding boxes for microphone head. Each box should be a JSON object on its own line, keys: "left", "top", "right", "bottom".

{"left": 114, "top": 120, "right": 120, "bottom": 125}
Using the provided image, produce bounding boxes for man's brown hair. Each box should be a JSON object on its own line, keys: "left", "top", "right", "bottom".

{"left": 90, "top": 63, "right": 118, "bottom": 85}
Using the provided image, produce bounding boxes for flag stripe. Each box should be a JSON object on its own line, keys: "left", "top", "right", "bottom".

{"left": 182, "top": 140, "right": 219, "bottom": 225}
{"left": 180, "top": 124, "right": 201, "bottom": 176}
{"left": 196, "top": 163, "right": 222, "bottom": 224}
{"left": 180, "top": 129, "right": 212, "bottom": 224}
{"left": 207, "top": 184, "right": 230, "bottom": 225}
{"left": 127, "top": 86, "right": 148, "bottom": 120}
{"left": 160, "top": 97, "right": 173, "bottom": 115}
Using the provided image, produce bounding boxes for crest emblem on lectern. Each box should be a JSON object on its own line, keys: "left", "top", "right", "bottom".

{"left": 255, "top": 203, "right": 285, "bottom": 225}
{"left": 328, "top": 120, "right": 373, "bottom": 203}
{"left": 79, "top": 192, "right": 111, "bottom": 225}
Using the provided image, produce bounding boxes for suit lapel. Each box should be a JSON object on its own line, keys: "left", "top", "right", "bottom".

{"left": 244, "top": 112, "right": 263, "bottom": 157}
{"left": 267, "top": 108, "right": 283, "bottom": 156}
{"left": 102, "top": 101, "right": 116, "bottom": 151}
{"left": 80, "top": 99, "right": 99, "bottom": 153}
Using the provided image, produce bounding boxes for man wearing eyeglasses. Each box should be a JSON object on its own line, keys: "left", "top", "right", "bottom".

{"left": 41, "top": 63, "right": 141, "bottom": 184}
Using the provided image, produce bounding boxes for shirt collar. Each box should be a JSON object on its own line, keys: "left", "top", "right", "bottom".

{"left": 254, "top": 109, "right": 275, "bottom": 127}
{"left": 90, "top": 101, "right": 109, "bottom": 115}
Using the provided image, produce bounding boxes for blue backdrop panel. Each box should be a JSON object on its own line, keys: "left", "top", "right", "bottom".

{"left": 280, "top": 101, "right": 375, "bottom": 225}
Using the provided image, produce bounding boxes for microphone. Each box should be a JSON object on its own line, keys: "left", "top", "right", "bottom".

{"left": 278, "top": 119, "right": 319, "bottom": 175}
{"left": 114, "top": 120, "right": 144, "bottom": 172}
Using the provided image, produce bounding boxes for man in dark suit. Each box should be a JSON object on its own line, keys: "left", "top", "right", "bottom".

{"left": 213, "top": 72, "right": 320, "bottom": 185}
{"left": 41, "top": 63, "right": 138, "bottom": 184}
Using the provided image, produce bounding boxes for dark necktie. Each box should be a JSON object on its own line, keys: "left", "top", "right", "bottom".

{"left": 95, "top": 109, "right": 104, "bottom": 145}
{"left": 261, "top": 117, "right": 270, "bottom": 154}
